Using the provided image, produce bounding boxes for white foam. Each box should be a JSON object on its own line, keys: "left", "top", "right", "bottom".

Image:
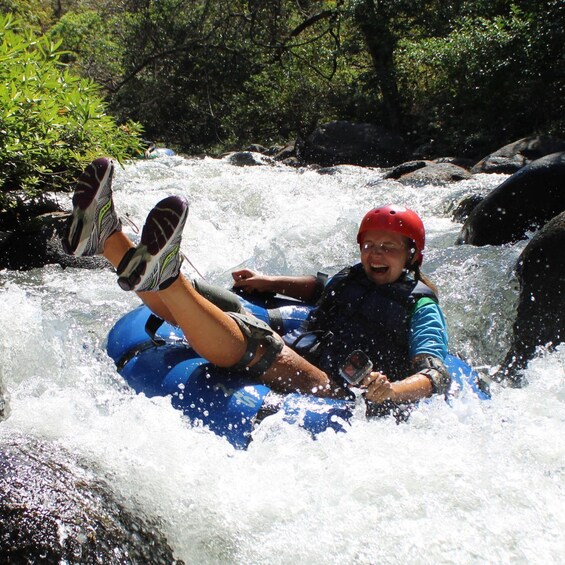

{"left": 1, "top": 157, "right": 564, "bottom": 564}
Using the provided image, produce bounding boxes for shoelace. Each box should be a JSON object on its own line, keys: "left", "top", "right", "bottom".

{"left": 121, "top": 213, "right": 140, "bottom": 234}
{"left": 181, "top": 252, "right": 206, "bottom": 279}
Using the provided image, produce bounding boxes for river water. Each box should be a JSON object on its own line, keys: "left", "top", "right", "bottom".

{"left": 1, "top": 155, "right": 564, "bottom": 564}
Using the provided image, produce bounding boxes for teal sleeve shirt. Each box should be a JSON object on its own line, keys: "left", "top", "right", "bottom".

{"left": 409, "top": 298, "right": 449, "bottom": 361}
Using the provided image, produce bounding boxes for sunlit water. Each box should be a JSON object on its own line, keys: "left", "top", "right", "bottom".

{"left": 1, "top": 156, "right": 564, "bottom": 564}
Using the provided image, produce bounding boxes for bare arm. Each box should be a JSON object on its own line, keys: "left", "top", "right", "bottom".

{"left": 360, "top": 369, "right": 433, "bottom": 404}
{"left": 232, "top": 269, "right": 320, "bottom": 302}
{"left": 361, "top": 353, "right": 450, "bottom": 404}
{"left": 362, "top": 300, "right": 450, "bottom": 404}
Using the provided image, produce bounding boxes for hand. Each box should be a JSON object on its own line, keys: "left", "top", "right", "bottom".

{"left": 232, "top": 269, "right": 272, "bottom": 293}
{"left": 360, "top": 371, "right": 397, "bottom": 404}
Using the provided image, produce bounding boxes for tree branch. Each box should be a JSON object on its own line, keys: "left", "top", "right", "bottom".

{"left": 289, "top": 10, "right": 335, "bottom": 38}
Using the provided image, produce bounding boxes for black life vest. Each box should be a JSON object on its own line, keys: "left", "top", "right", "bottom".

{"left": 304, "top": 264, "right": 438, "bottom": 380}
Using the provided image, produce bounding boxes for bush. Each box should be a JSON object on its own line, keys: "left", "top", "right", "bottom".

{"left": 396, "top": 7, "right": 565, "bottom": 156}
{"left": 0, "top": 13, "right": 143, "bottom": 212}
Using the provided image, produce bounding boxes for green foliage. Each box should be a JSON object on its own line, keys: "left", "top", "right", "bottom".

{"left": 212, "top": 2, "right": 363, "bottom": 147}
{"left": 50, "top": 10, "right": 126, "bottom": 88}
{"left": 0, "top": 13, "right": 143, "bottom": 211}
{"left": 8, "top": 0, "right": 565, "bottom": 161}
{"left": 395, "top": 4, "right": 565, "bottom": 155}
{"left": 0, "top": 0, "right": 55, "bottom": 30}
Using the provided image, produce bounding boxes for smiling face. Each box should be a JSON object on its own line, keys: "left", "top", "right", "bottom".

{"left": 359, "top": 229, "right": 413, "bottom": 285}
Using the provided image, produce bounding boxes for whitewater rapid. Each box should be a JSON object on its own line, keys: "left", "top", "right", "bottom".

{"left": 1, "top": 155, "right": 564, "bottom": 564}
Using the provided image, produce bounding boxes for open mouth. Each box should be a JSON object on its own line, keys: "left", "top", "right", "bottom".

{"left": 370, "top": 264, "right": 389, "bottom": 274}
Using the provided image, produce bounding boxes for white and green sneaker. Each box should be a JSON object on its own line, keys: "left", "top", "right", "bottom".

{"left": 117, "top": 195, "right": 189, "bottom": 292}
{"left": 62, "top": 157, "right": 121, "bottom": 256}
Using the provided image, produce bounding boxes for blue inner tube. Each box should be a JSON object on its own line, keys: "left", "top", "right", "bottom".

{"left": 106, "top": 293, "right": 490, "bottom": 448}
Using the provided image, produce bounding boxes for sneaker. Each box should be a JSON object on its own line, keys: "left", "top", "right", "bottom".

{"left": 62, "top": 157, "right": 121, "bottom": 256}
{"left": 116, "top": 195, "right": 189, "bottom": 292}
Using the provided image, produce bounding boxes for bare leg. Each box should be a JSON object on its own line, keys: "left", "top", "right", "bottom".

{"left": 103, "top": 230, "right": 176, "bottom": 324}
{"left": 103, "top": 194, "right": 343, "bottom": 397}
{"left": 106, "top": 232, "right": 338, "bottom": 395}
{"left": 158, "top": 276, "right": 247, "bottom": 367}
{"left": 156, "top": 276, "right": 340, "bottom": 396}
{"left": 260, "top": 346, "right": 339, "bottom": 397}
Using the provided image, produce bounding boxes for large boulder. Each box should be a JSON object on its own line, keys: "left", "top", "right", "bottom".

{"left": 496, "top": 211, "right": 565, "bottom": 386}
{"left": 471, "top": 135, "right": 565, "bottom": 174}
{"left": 0, "top": 192, "right": 108, "bottom": 271}
{"left": 385, "top": 158, "right": 474, "bottom": 184}
{"left": 0, "top": 211, "right": 108, "bottom": 271}
{"left": 298, "top": 121, "right": 406, "bottom": 167}
{"left": 395, "top": 162, "right": 472, "bottom": 185}
{"left": 456, "top": 152, "right": 565, "bottom": 246}
{"left": 0, "top": 432, "right": 181, "bottom": 564}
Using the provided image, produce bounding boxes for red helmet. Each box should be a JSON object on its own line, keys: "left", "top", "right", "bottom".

{"left": 356, "top": 205, "right": 425, "bottom": 265}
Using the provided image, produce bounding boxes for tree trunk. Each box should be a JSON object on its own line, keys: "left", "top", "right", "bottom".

{"left": 353, "top": 0, "right": 402, "bottom": 130}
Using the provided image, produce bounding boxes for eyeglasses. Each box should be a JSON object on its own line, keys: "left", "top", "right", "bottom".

{"left": 361, "top": 241, "right": 407, "bottom": 254}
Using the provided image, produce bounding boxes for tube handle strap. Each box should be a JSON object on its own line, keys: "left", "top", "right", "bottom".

{"left": 145, "top": 314, "right": 166, "bottom": 346}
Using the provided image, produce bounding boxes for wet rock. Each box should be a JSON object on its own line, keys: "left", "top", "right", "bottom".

{"left": 272, "top": 143, "right": 296, "bottom": 161}
{"left": 0, "top": 432, "right": 181, "bottom": 564}
{"left": 456, "top": 152, "right": 565, "bottom": 246}
{"left": 226, "top": 151, "right": 274, "bottom": 167}
{"left": 244, "top": 144, "right": 268, "bottom": 154}
{"left": 433, "top": 156, "right": 475, "bottom": 170}
{"left": 396, "top": 162, "right": 472, "bottom": 185}
{"left": 0, "top": 212, "right": 108, "bottom": 271}
{"left": 450, "top": 194, "right": 484, "bottom": 223}
{"left": 281, "top": 156, "right": 302, "bottom": 168}
{"left": 384, "top": 160, "right": 430, "bottom": 179}
{"left": 471, "top": 153, "right": 525, "bottom": 175}
{"left": 471, "top": 135, "right": 565, "bottom": 174}
{"left": 265, "top": 145, "right": 284, "bottom": 156}
{"left": 299, "top": 121, "right": 407, "bottom": 167}
{"left": 497, "top": 211, "right": 565, "bottom": 386}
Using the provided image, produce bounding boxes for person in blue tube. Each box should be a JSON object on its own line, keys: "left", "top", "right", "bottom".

{"left": 62, "top": 157, "right": 450, "bottom": 416}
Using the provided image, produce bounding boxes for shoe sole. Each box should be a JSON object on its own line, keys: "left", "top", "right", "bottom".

{"left": 117, "top": 196, "right": 189, "bottom": 291}
{"left": 63, "top": 158, "right": 114, "bottom": 256}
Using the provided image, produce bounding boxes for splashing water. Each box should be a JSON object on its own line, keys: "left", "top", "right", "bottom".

{"left": 1, "top": 156, "right": 564, "bottom": 564}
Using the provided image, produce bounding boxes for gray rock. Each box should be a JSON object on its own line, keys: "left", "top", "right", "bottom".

{"left": 457, "top": 152, "right": 565, "bottom": 246}
{"left": 397, "top": 162, "right": 472, "bottom": 185}
{"left": 0, "top": 432, "right": 181, "bottom": 564}
{"left": 272, "top": 143, "right": 296, "bottom": 161}
{"left": 384, "top": 160, "right": 430, "bottom": 179}
{"left": 450, "top": 194, "right": 484, "bottom": 223}
{"left": 471, "top": 135, "right": 565, "bottom": 174}
{"left": 244, "top": 144, "right": 268, "bottom": 154}
{"left": 433, "top": 156, "right": 475, "bottom": 170}
{"left": 227, "top": 151, "right": 273, "bottom": 167}
{"left": 0, "top": 212, "right": 108, "bottom": 271}
{"left": 497, "top": 211, "right": 565, "bottom": 386}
